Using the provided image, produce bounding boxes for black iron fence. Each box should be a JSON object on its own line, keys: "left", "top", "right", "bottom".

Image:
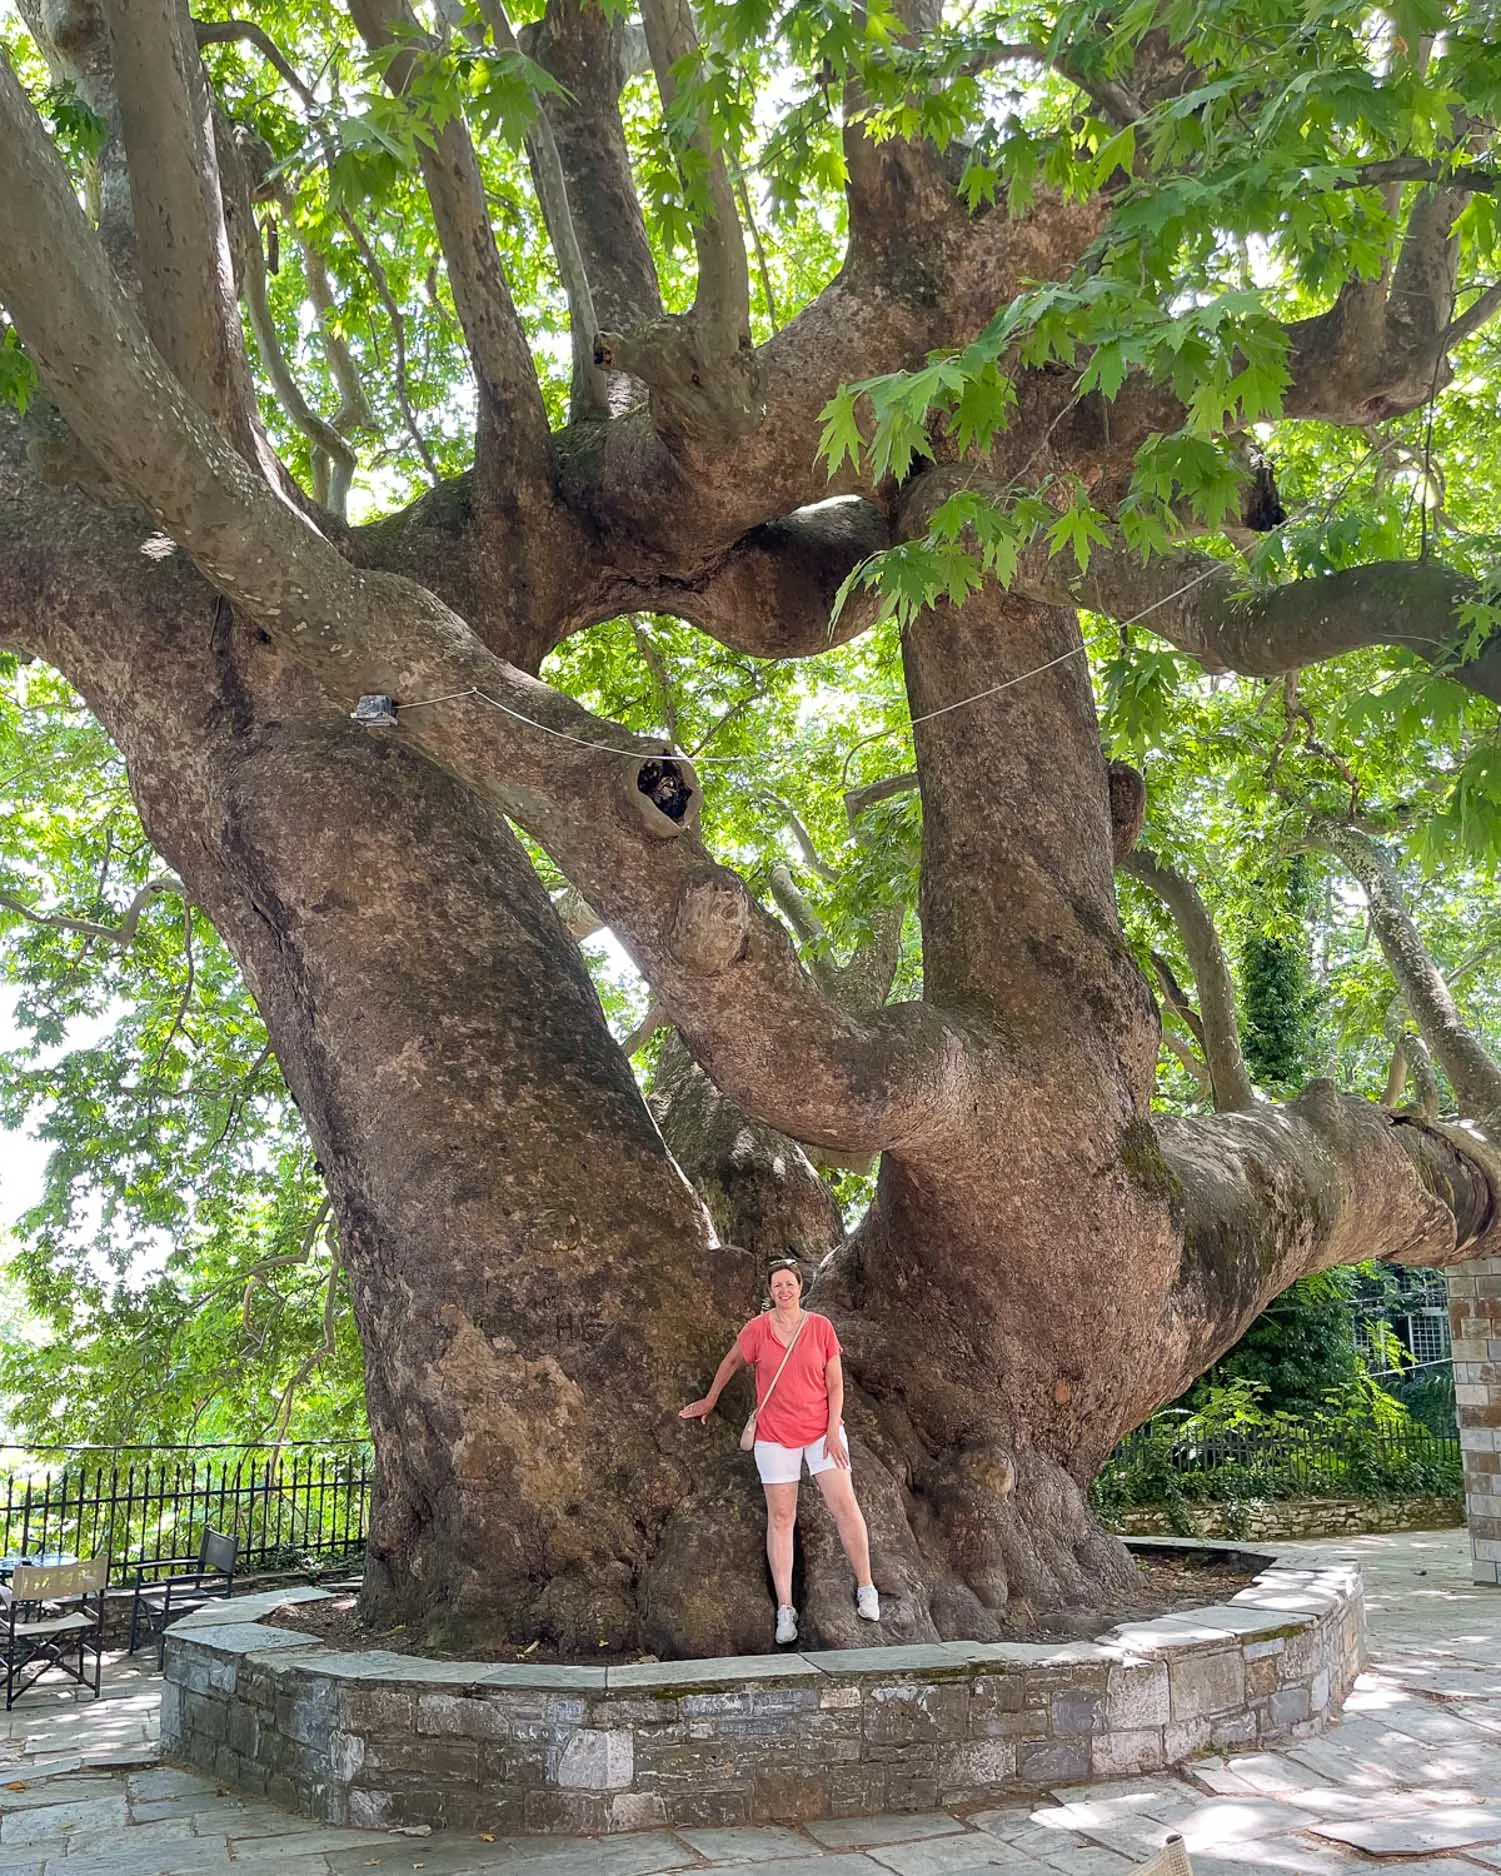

{"left": 0, "top": 1441, "right": 372, "bottom": 1581}
{"left": 1092, "top": 1419, "right": 1463, "bottom": 1517}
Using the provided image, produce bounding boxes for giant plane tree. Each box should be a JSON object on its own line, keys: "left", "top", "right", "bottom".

{"left": 2, "top": 0, "right": 1501, "bottom": 1656}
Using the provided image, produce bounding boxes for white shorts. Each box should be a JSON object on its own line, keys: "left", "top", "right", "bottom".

{"left": 754, "top": 1426, "right": 846, "bottom": 1485}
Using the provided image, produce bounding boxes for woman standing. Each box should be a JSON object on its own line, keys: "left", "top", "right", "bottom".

{"left": 679, "top": 1257, "right": 880, "bottom": 1644}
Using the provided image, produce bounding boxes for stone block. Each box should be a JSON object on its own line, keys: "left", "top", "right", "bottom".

{"left": 1161, "top": 1713, "right": 1212, "bottom": 1760}
{"left": 327, "top": 1728, "right": 364, "bottom": 1780}
{"left": 1208, "top": 1708, "right": 1258, "bottom": 1749}
{"left": 939, "top": 1737, "right": 1015, "bottom": 1790}
{"left": 607, "top": 1791, "right": 668, "bottom": 1833}
{"left": 1091, "top": 1727, "right": 1164, "bottom": 1777}
{"left": 1168, "top": 1648, "right": 1244, "bottom": 1720}
{"left": 752, "top": 1767, "right": 829, "bottom": 1821}
{"left": 608, "top": 1654, "right": 818, "bottom": 1691}
{"left": 414, "top": 1690, "right": 510, "bottom": 1739}
{"left": 1265, "top": 1684, "right": 1311, "bottom": 1731}
{"left": 861, "top": 1682, "right": 967, "bottom": 1745}
{"left": 1103, "top": 1658, "right": 1169, "bottom": 1730}
{"left": 1015, "top": 1737, "right": 1090, "bottom": 1785}
{"left": 523, "top": 1788, "right": 609, "bottom": 1832}
{"left": 557, "top": 1727, "right": 634, "bottom": 1790}
{"left": 359, "top": 1733, "right": 480, "bottom": 1781}
{"left": 666, "top": 1786, "right": 752, "bottom": 1828}
{"left": 1050, "top": 1688, "right": 1105, "bottom": 1736}
{"left": 820, "top": 1684, "right": 861, "bottom": 1710}
{"left": 679, "top": 1689, "right": 750, "bottom": 1718}
{"left": 158, "top": 1680, "right": 184, "bottom": 1748}
{"left": 339, "top": 1686, "right": 416, "bottom": 1731}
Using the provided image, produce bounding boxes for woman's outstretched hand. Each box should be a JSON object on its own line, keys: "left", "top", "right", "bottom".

{"left": 679, "top": 1398, "right": 714, "bottom": 1420}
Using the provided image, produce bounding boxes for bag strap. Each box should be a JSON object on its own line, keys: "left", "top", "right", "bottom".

{"left": 756, "top": 1312, "right": 811, "bottom": 1415}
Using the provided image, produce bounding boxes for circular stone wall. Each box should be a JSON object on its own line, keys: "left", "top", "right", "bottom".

{"left": 160, "top": 1542, "right": 1364, "bottom": 1837}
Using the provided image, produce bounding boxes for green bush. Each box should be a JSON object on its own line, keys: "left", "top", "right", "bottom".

{"left": 1092, "top": 1374, "right": 1461, "bottom": 1515}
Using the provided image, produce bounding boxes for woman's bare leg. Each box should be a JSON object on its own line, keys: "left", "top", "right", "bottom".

{"left": 763, "top": 1481, "right": 799, "bottom": 1606}
{"left": 813, "top": 1466, "right": 873, "bottom": 1586}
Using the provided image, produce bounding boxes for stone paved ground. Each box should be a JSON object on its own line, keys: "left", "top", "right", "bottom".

{"left": 7, "top": 1532, "right": 1501, "bottom": 1872}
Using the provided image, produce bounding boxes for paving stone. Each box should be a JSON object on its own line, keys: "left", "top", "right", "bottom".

{"left": 676, "top": 1861, "right": 883, "bottom": 1876}
{"left": 0, "top": 1791, "right": 128, "bottom": 1845}
{"left": 416, "top": 1830, "right": 703, "bottom": 1875}
{"left": 1170, "top": 1844, "right": 1348, "bottom": 1876}
{"left": 806, "top": 1815, "right": 970, "bottom": 1850}
{"left": 1307, "top": 1804, "right": 1501, "bottom": 1852}
{"left": 1034, "top": 1848, "right": 1135, "bottom": 1875}
{"left": 0, "top": 1774, "right": 122, "bottom": 1809}
{"left": 865, "top": 1836, "right": 1035, "bottom": 1873}
{"left": 675, "top": 1825, "right": 818, "bottom": 1861}
{"left": 231, "top": 1824, "right": 394, "bottom": 1856}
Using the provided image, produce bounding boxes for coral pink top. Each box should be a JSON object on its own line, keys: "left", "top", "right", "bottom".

{"left": 736, "top": 1311, "right": 842, "bottom": 1447}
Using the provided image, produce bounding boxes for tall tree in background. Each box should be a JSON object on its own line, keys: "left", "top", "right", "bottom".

{"left": 2, "top": 0, "right": 1501, "bottom": 1656}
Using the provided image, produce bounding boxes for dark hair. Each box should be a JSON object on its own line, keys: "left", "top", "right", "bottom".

{"left": 766, "top": 1256, "right": 804, "bottom": 1287}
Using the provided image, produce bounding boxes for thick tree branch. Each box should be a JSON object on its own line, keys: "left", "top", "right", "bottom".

{"left": 101, "top": 0, "right": 257, "bottom": 447}
{"left": 0, "top": 65, "right": 970, "bottom": 1157}
{"left": 1164, "top": 1083, "right": 1501, "bottom": 1387}
{"left": 524, "top": 0, "right": 662, "bottom": 338}
{"left": 1306, "top": 818, "right": 1501, "bottom": 1132}
{"left": 639, "top": 0, "right": 748, "bottom": 347}
{"left": 1281, "top": 183, "right": 1479, "bottom": 424}
{"left": 592, "top": 0, "right": 760, "bottom": 446}
{"left": 845, "top": 771, "right": 917, "bottom": 826}
{"left": 1122, "top": 848, "right": 1256, "bottom": 1113}
{"left": 466, "top": 0, "right": 610, "bottom": 420}
{"left": 1024, "top": 545, "right": 1501, "bottom": 708}
{"left": 1385, "top": 1028, "right": 1440, "bottom": 1121}
{"left": 585, "top": 498, "right": 889, "bottom": 656}
{"left": 347, "top": 0, "right": 553, "bottom": 501}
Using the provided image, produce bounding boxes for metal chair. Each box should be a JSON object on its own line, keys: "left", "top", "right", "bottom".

{"left": 3, "top": 1556, "right": 106, "bottom": 1708}
{"left": 128, "top": 1527, "right": 239, "bottom": 1663}
{"left": 1136, "top": 1838, "right": 1193, "bottom": 1876}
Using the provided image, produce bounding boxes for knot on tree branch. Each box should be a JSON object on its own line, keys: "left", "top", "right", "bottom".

{"left": 594, "top": 316, "right": 764, "bottom": 449}
{"left": 668, "top": 870, "right": 751, "bottom": 975}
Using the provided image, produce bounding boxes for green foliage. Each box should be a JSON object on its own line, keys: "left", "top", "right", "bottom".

{"left": 1093, "top": 1372, "right": 1462, "bottom": 1522}
{"left": 0, "top": 323, "right": 37, "bottom": 415}
{"left": 1240, "top": 856, "right": 1318, "bottom": 1094}
{"left": 0, "top": 665, "right": 362, "bottom": 1447}
{"left": 1192, "top": 1268, "right": 1366, "bottom": 1418}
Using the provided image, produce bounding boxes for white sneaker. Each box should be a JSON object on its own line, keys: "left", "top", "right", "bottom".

{"left": 775, "top": 1605, "right": 798, "bottom": 1645}
{"left": 856, "top": 1584, "right": 880, "bottom": 1622}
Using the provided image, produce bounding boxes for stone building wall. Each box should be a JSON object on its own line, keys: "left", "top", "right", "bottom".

{"left": 161, "top": 1550, "right": 1364, "bottom": 1837}
{"left": 1448, "top": 1256, "right": 1501, "bottom": 1583}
